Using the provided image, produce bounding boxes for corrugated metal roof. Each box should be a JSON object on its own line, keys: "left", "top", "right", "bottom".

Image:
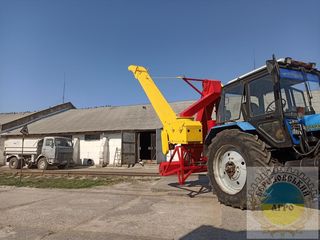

{"left": 0, "top": 112, "right": 34, "bottom": 125}
{"left": 1, "top": 102, "right": 75, "bottom": 132}
{"left": 2, "top": 101, "right": 195, "bottom": 135}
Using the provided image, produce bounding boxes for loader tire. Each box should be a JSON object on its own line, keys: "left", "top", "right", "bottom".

{"left": 207, "top": 129, "right": 272, "bottom": 209}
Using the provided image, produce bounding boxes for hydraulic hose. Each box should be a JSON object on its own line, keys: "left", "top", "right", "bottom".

{"left": 293, "top": 139, "right": 320, "bottom": 157}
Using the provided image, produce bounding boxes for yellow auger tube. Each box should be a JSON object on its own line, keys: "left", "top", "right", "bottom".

{"left": 128, "top": 65, "right": 203, "bottom": 155}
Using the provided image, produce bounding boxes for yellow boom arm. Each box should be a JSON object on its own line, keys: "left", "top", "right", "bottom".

{"left": 128, "top": 65, "right": 203, "bottom": 155}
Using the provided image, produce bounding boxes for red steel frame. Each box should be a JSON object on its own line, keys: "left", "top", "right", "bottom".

{"left": 159, "top": 78, "right": 222, "bottom": 184}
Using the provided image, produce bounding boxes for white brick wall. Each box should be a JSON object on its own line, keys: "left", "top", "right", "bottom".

{"left": 76, "top": 133, "right": 122, "bottom": 166}
{"left": 106, "top": 133, "right": 121, "bottom": 165}
{"left": 79, "top": 135, "right": 101, "bottom": 165}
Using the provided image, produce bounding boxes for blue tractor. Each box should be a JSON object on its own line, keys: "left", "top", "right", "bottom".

{"left": 206, "top": 56, "right": 320, "bottom": 208}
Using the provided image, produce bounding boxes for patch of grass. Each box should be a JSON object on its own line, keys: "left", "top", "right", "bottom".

{"left": 0, "top": 174, "right": 127, "bottom": 189}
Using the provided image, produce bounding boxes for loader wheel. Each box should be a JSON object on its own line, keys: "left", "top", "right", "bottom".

{"left": 207, "top": 129, "right": 272, "bottom": 209}
{"left": 9, "top": 157, "right": 20, "bottom": 169}
{"left": 37, "top": 158, "right": 48, "bottom": 170}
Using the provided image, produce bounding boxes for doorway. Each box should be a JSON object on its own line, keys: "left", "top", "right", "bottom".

{"left": 138, "top": 131, "right": 156, "bottom": 161}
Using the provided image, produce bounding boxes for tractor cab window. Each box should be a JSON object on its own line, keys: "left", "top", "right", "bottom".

{"left": 217, "top": 82, "right": 244, "bottom": 123}
{"left": 279, "top": 68, "right": 320, "bottom": 115}
{"left": 248, "top": 74, "right": 276, "bottom": 116}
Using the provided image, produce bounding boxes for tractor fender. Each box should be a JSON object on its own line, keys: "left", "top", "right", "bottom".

{"left": 205, "top": 122, "right": 256, "bottom": 146}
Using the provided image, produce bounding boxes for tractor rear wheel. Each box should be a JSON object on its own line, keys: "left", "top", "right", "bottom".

{"left": 207, "top": 129, "right": 272, "bottom": 209}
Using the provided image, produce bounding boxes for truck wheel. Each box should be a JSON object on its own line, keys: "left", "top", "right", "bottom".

{"left": 9, "top": 157, "right": 19, "bottom": 169}
{"left": 207, "top": 129, "right": 272, "bottom": 209}
{"left": 37, "top": 158, "right": 48, "bottom": 170}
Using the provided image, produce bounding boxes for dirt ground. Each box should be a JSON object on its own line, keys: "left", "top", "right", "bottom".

{"left": 0, "top": 175, "right": 318, "bottom": 240}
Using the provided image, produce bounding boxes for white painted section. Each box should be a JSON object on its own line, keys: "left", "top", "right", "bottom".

{"left": 166, "top": 145, "right": 180, "bottom": 162}
{"left": 99, "top": 137, "right": 108, "bottom": 166}
{"left": 74, "top": 133, "right": 121, "bottom": 166}
{"left": 107, "top": 133, "right": 122, "bottom": 165}
{"left": 72, "top": 137, "right": 81, "bottom": 165}
{"left": 78, "top": 135, "right": 101, "bottom": 166}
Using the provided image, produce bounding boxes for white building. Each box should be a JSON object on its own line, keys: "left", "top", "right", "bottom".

{"left": 1, "top": 89, "right": 320, "bottom": 167}
{"left": 0, "top": 101, "right": 192, "bottom": 167}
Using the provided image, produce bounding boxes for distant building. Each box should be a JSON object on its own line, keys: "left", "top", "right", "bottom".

{"left": 0, "top": 101, "right": 192, "bottom": 167}
{"left": 1, "top": 90, "right": 320, "bottom": 167}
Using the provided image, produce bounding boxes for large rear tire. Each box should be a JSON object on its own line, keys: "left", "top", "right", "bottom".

{"left": 207, "top": 129, "right": 272, "bottom": 209}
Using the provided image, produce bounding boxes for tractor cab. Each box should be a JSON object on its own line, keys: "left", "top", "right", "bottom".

{"left": 214, "top": 57, "right": 320, "bottom": 157}
{"left": 204, "top": 56, "right": 320, "bottom": 208}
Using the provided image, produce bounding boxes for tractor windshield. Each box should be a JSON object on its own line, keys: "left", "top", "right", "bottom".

{"left": 279, "top": 68, "right": 320, "bottom": 116}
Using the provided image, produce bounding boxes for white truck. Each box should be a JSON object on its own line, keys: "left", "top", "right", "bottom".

{"left": 5, "top": 136, "right": 73, "bottom": 170}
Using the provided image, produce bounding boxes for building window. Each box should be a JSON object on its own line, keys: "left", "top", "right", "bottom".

{"left": 85, "top": 134, "right": 100, "bottom": 141}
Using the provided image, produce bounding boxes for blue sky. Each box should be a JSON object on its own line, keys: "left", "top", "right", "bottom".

{"left": 0, "top": 0, "right": 319, "bottom": 112}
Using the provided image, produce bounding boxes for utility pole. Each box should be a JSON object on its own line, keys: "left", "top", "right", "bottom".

{"left": 62, "top": 72, "right": 66, "bottom": 103}
{"left": 253, "top": 49, "right": 256, "bottom": 70}
{"left": 19, "top": 125, "right": 29, "bottom": 183}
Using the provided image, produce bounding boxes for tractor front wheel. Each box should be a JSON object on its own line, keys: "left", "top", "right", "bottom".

{"left": 207, "top": 129, "right": 272, "bottom": 209}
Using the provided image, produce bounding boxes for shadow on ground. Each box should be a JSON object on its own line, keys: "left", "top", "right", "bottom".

{"left": 179, "top": 225, "right": 245, "bottom": 240}
{"left": 168, "top": 174, "right": 214, "bottom": 198}
{"left": 179, "top": 225, "right": 319, "bottom": 240}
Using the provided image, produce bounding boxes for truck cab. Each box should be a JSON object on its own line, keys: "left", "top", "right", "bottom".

{"left": 36, "top": 137, "right": 73, "bottom": 169}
